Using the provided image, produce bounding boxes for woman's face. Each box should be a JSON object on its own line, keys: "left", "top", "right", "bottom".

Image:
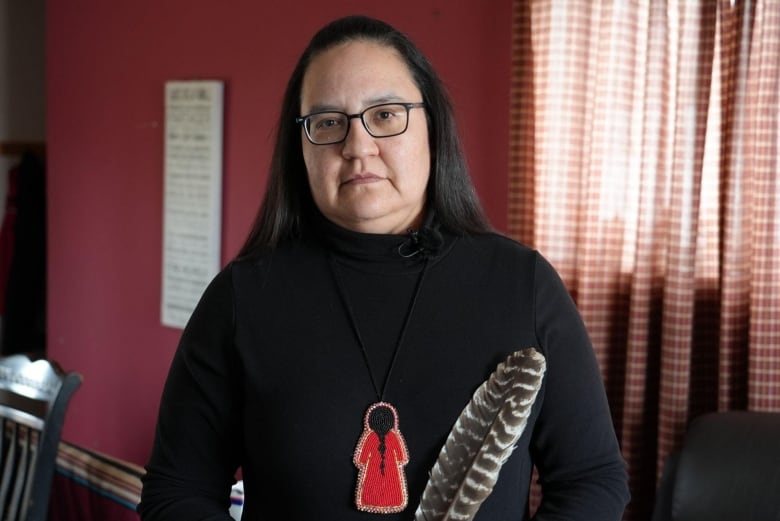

{"left": 300, "top": 40, "right": 430, "bottom": 234}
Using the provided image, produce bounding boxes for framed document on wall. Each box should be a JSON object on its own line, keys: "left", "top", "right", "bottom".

{"left": 161, "top": 80, "right": 223, "bottom": 329}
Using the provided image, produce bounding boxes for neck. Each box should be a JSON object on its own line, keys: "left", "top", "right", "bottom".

{"left": 323, "top": 209, "right": 427, "bottom": 236}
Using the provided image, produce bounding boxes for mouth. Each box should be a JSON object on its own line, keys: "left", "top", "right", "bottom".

{"left": 340, "top": 173, "right": 384, "bottom": 186}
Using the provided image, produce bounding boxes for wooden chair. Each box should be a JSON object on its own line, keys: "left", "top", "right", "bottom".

{"left": 0, "top": 354, "right": 82, "bottom": 521}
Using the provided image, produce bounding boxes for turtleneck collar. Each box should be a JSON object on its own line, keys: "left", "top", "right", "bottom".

{"left": 310, "top": 210, "right": 450, "bottom": 272}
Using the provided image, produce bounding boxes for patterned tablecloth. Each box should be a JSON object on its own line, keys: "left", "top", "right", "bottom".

{"left": 49, "top": 441, "right": 143, "bottom": 521}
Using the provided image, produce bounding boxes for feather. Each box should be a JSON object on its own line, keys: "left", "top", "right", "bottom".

{"left": 413, "top": 347, "right": 546, "bottom": 521}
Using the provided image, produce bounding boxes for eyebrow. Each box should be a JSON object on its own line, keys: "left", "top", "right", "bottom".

{"left": 305, "top": 94, "right": 408, "bottom": 114}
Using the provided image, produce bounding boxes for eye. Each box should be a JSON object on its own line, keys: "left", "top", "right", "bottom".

{"left": 376, "top": 109, "right": 396, "bottom": 120}
{"left": 368, "top": 105, "right": 404, "bottom": 128}
{"left": 314, "top": 116, "right": 344, "bottom": 130}
{"left": 373, "top": 107, "right": 401, "bottom": 122}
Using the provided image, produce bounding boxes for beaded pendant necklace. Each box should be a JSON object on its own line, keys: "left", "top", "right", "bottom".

{"left": 329, "top": 248, "right": 432, "bottom": 514}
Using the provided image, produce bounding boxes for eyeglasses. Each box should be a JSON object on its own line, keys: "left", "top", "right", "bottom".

{"left": 296, "top": 102, "right": 426, "bottom": 145}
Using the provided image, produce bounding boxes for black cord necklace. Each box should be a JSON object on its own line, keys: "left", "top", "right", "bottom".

{"left": 329, "top": 247, "right": 432, "bottom": 515}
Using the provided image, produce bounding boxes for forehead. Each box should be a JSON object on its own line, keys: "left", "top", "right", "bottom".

{"left": 300, "top": 40, "right": 420, "bottom": 111}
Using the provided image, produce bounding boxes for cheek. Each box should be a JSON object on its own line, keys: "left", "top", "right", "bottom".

{"left": 401, "top": 138, "right": 431, "bottom": 190}
{"left": 303, "top": 143, "right": 338, "bottom": 177}
{"left": 303, "top": 146, "right": 324, "bottom": 181}
{"left": 302, "top": 150, "right": 337, "bottom": 205}
{"left": 302, "top": 142, "right": 317, "bottom": 179}
{"left": 409, "top": 122, "right": 431, "bottom": 173}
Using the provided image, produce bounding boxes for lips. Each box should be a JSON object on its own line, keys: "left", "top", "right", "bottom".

{"left": 341, "top": 173, "right": 384, "bottom": 186}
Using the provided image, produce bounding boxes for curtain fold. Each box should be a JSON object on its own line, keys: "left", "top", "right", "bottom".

{"left": 509, "top": 1, "right": 779, "bottom": 520}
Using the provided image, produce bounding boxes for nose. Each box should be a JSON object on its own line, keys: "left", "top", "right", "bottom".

{"left": 341, "top": 116, "right": 378, "bottom": 158}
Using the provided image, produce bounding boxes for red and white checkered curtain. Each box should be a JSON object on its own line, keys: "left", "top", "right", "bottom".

{"left": 509, "top": 1, "right": 779, "bottom": 520}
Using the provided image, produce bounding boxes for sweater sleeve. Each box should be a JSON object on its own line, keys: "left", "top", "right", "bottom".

{"left": 529, "top": 253, "right": 630, "bottom": 520}
{"left": 138, "top": 266, "right": 242, "bottom": 521}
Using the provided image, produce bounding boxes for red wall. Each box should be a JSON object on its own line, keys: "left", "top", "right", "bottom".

{"left": 46, "top": 1, "right": 512, "bottom": 465}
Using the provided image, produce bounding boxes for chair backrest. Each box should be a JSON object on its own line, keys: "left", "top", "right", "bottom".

{"left": 652, "top": 410, "right": 780, "bottom": 521}
{"left": 0, "top": 354, "right": 82, "bottom": 521}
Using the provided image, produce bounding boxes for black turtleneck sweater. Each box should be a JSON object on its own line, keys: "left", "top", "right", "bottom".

{"left": 139, "top": 219, "right": 630, "bottom": 521}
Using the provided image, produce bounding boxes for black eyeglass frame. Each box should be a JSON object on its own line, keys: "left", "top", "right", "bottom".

{"left": 296, "top": 102, "right": 426, "bottom": 145}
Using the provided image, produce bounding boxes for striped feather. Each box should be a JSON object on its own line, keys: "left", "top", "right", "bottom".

{"left": 414, "top": 348, "right": 546, "bottom": 521}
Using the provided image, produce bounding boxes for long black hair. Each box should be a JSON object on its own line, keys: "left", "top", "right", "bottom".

{"left": 368, "top": 404, "right": 395, "bottom": 475}
{"left": 238, "top": 15, "right": 492, "bottom": 258}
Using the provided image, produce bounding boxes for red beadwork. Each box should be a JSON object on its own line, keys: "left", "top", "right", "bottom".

{"left": 353, "top": 402, "right": 409, "bottom": 513}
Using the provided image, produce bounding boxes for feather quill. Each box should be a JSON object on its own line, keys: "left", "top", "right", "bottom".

{"left": 414, "top": 347, "right": 546, "bottom": 521}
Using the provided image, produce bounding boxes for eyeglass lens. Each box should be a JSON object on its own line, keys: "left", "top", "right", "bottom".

{"left": 305, "top": 103, "right": 410, "bottom": 144}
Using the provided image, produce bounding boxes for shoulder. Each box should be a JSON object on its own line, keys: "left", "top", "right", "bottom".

{"left": 444, "top": 232, "right": 568, "bottom": 294}
{"left": 225, "top": 239, "right": 330, "bottom": 305}
{"left": 473, "top": 232, "right": 535, "bottom": 252}
{"left": 228, "top": 239, "right": 324, "bottom": 278}
{"left": 449, "top": 231, "right": 541, "bottom": 269}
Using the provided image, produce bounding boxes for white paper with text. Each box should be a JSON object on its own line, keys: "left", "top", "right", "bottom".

{"left": 161, "top": 80, "right": 223, "bottom": 329}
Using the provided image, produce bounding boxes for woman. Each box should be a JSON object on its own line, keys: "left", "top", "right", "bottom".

{"left": 139, "top": 15, "right": 630, "bottom": 521}
{"left": 354, "top": 402, "right": 409, "bottom": 513}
